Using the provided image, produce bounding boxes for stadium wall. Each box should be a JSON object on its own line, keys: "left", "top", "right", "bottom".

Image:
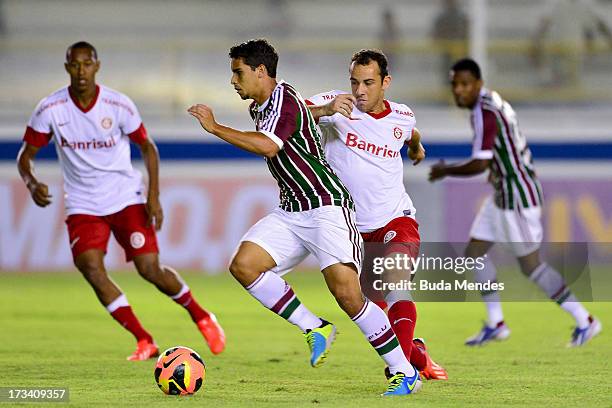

{"left": 1, "top": 159, "right": 610, "bottom": 273}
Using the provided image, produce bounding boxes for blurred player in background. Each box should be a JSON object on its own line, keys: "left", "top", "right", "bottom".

{"left": 306, "top": 49, "right": 447, "bottom": 380}
{"left": 188, "top": 39, "right": 421, "bottom": 396}
{"left": 17, "top": 41, "right": 226, "bottom": 360}
{"left": 429, "top": 58, "right": 601, "bottom": 347}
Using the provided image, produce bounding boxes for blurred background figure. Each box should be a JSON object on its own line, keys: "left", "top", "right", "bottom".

{"left": 265, "top": 0, "right": 293, "bottom": 39}
{"left": 430, "top": 0, "right": 469, "bottom": 84}
{"left": 378, "top": 5, "right": 401, "bottom": 69}
{"left": 532, "top": 0, "right": 612, "bottom": 86}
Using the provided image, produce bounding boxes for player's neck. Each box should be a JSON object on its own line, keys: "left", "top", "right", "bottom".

{"left": 69, "top": 84, "right": 98, "bottom": 108}
{"left": 253, "top": 78, "right": 278, "bottom": 106}
{"left": 369, "top": 99, "right": 387, "bottom": 115}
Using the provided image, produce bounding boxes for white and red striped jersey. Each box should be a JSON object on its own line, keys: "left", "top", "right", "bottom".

{"left": 307, "top": 90, "right": 417, "bottom": 233}
{"left": 24, "top": 85, "right": 149, "bottom": 216}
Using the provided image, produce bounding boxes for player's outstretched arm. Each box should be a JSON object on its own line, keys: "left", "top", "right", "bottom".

{"left": 16, "top": 142, "right": 52, "bottom": 207}
{"left": 406, "top": 127, "right": 425, "bottom": 166}
{"left": 428, "top": 158, "right": 490, "bottom": 182}
{"left": 138, "top": 138, "right": 163, "bottom": 231}
{"left": 188, "top": 104, "right": 280, "bottom": 158}
{"left": 308, "top": 94, "right": 356, "bottom": 121}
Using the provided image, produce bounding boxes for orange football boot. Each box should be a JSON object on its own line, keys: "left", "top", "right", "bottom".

{"left": 413, "top": 338, "right": 448, "bottom": 380}
{"left": 127, "top": 339, "right": 159, "bottom": 361}
{"left": 196, "top": 313, "right": 226, "bottom": 355}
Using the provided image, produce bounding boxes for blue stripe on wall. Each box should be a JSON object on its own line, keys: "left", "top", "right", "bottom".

{"left": 2, "top": 141, "right": 612, "bottom": 161}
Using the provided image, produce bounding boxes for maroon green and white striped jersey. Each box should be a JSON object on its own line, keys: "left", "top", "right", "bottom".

{"left": 470, "top": 88, "right": 543, "bottom": 210}
{"left": 249, "top": 80, "right": 354, "bottom": 212}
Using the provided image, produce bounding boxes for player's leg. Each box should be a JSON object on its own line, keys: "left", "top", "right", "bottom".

{"left": 465, "top": 197, "right": 510, "bottom": 346}
{"left": 303, "top": 206, "right": 420, "bottom": 395}
{"left": 230, "top": 211, "right": 324, "bottom": 342}
{"left": 377, "top": 246, "right": 447, "bottom": 380}
{"left": 322, "top": 262, "right": 420, "bottom": 395}
{"left": 132, "top": 254, "right": 226, "bottom": 354}
{"left": 509, "top": 204, "right": 600, "bottom": 346}
{"left": 464, "top": 237, "right": 510, "bottom": 345}
{"left": 67, "top": 213, "right": 157, "bottom": 360}
{"left": 73, "top": 249, "right": 157, "bottom": 360}
{"left": 230, "top": 241, "right": 321, "bottom": 330}
{"left": 518, "top": 249, "right": 601, "bottom": 346}
{"left": 111, "top": 204, "right": 225, "bottom": 354}
{"left": 371, "top": 216, "right": 435, "bottom": 377}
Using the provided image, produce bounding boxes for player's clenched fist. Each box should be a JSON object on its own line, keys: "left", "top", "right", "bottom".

{"left": 188, "top": 104, "right": 218, "bottom": 134}
{"left": 325, "top": 94, "right": 357, "bottom": 119}
{"left": 409, "top": 143, "right": 426, "bottom": 166}
{"left": 27, "top": 181, "right": 52, "bottom": 207}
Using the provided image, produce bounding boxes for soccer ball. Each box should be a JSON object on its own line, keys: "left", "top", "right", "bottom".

{"left": 154, "top": 346, "right": 205, "bottom": 395}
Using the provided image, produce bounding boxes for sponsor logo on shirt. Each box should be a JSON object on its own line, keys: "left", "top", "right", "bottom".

{"left": 60, "top": 136, "right": 117, "bottom": 150}
{"left": 101, "top": 98, "right": 134, "bottom": 116}
{"left": 345, "top": 133, "right": 400, "bottom": 158}
{"left": 394, "top": 109, "right": 414, "bottom": 117}
{"left": 36, "top": 98, "right": 68, "bottom": 116}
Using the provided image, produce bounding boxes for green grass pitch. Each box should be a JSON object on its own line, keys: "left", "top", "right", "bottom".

{"left": 1, "top": 271, "right": 610, "bottom": 407}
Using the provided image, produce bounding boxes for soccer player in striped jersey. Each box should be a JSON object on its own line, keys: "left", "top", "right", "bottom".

{"left": 306, "top": 49, "right": 448, "bottom": 381}
{"left": 17, "top": 42, "right": 226, "bottom": 361}
{"left": 429, "top": 58, "right": 601, "bottom": 347}
{"left": 188, "top": 39, "right": 421, "bottom": 396}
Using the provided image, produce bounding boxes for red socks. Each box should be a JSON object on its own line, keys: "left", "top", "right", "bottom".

{"left": 110, "top": 306, "right": 153, "bottom": 343}
{"left": 173, "top": 290, "right": 210, "bottom": 323}
{"left": 387, "top": 300, "right": 417, "bottom": 360}
{"left": 373, "top": 300, "right": 388, "bottom": 311}
{"left": 409, "top": 340, "right": 428, "bottom": 371}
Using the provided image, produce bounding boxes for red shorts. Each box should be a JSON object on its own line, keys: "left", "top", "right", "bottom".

{"left": 66, "top": 204, "right": 159, "bottom": 261}
{"left": 361, "top": 216, "right": 420, "bottom": 258}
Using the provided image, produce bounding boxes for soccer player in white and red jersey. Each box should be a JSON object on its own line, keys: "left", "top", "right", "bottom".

{"left": 429, "top": 58, "right": 601, "bottom": 347}
{"left": 17, "top": 41, "right": 226, "bottom": 360}
{"left": 306, "top": 49, "right": 448, "bottom": 380}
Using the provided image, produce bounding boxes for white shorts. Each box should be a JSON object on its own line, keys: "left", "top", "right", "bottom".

{"left": 240, "top": 206, "right": 362, "bottom": 276}
{"left": 469, "top": 196, "right": 543, "bottom": 257}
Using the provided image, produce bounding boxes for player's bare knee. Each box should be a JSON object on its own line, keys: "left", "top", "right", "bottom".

{"left": 136, "top": 262, "right": 162, "bottom": 283}
{"left": 76, "top": 262, "right": 106, "bottom": 285}
{"left": 518, "top": 250, "right": 541, "bottom": 277}
{"left": 229, "top": 255, "right": 257, "bottom": 284}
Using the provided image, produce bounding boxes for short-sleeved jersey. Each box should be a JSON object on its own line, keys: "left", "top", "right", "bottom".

{"left": 24, "top": 85, "right": 149, "bottom": 216}
{"left": 470, "top": 88, "right": 543, "bottom": 210}
{"left": 306, "top": 90, "right": 417, "bottom": 233}
{"left": 249, "top": 81, "right": 354, "bottom": 212}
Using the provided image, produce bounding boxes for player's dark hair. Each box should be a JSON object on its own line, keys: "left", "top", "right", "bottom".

{"left": 451, "top": 58, "right": 482, "bottom": 80}
{"left": 66, "top": 41, "right": 98, "bottom": 62}
{"left": 350, "top": 49, "right": 389, "bottom": 81}
{"left": 229, "top": 39, "right": 278, "bottom": 78}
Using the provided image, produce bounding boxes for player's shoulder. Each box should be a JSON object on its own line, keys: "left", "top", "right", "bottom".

{"left": 99, "top": 84, "right": 134, "bottom": 104}
{"left": 98, "top": 85, "right": 138, "bottom": 115}
{"left": 480, "top": 88, "right": 504, "bottom": 111}
{"left": 306, "top": 90, "right": 346, "bottom": 105}
{"left": 32, "top": 86, "right": 69, "bottom": 117}
{"left": 387, "top": 100, "right": 416, "bottom": 123}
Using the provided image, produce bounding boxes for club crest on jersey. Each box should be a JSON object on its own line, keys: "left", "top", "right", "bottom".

{"left": 130, "top": 232, "right": 145, "bottom": 249}
{"left": 101, "top": 117, "right": 113, "bottom": 129}
{"left": 393, "top": 127, "right": 403, "bottom": 140}
{"left": 383, "top": 230, "right": 397, "bottom": 244}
